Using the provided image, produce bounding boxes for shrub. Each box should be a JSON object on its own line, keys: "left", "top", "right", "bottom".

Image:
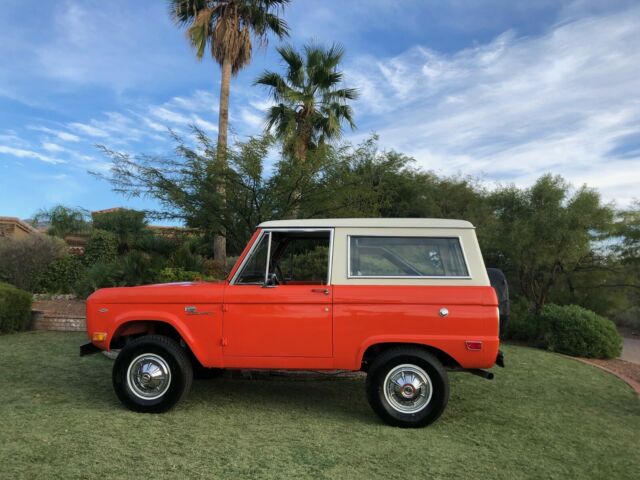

{"left": 157, "top": 267, "right": 204, "bottom": 283}
{"left": 119, "top": 251, "right": 162, "bottom": 286}
{"left": 92, "top": 209, "right": 147, "bottom": 253}
{"left": 503, "top": 297, "right": 541, "bottom": 342}
{"left": 74, "top": 261, "right": 122, "bottom": 299}
{"left": 37, "top": 254, "right": 86, "bottom": 294}
{"left": 0, "top": 282, "right": 32, "bottom": 333}
{"left": 170, "top": 242, "right": 205, "bottom": 272}
{"left": 0, "top": 235, "right": 67, "bottom": 291}
{"left": 135, "top": 233, "right": 179, "bottom": 257}
{"left": 83, "top": 230, "right": 118, "bottom": 266}
{"left": 540, "top": 304, "right": 622, "bottom": 359}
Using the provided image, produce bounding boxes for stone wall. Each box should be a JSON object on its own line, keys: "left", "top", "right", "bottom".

{"left": 31, "top": 311, "right": 86, "bottom": 332}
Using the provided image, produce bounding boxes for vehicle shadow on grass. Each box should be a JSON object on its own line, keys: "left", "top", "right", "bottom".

{"left": 190, "top": 374, "right": 377, "bottom": 425}
{"left": 69, "top": 354, "right": 378, "bottom": 423}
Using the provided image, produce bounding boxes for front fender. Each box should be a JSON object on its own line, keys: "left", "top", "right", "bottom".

{"left": 110, "top": 309, "right": 209, "bottom": 366}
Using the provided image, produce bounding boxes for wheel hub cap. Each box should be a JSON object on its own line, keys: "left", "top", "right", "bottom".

{"left": 126, "top": 353, "right": 172, "bottom": 400}
{"left": 383, "top": 364, "right": 433, "bottom": 414}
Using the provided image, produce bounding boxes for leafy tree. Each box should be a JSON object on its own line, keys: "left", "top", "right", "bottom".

{"left": 91, "top": 209, "right": 148, "bottom": 254}
{"left": 169, "top": 0, "right": 290, "bottom": 262}
{"left": 33, "top": 205, "right": 90, "bottom": 239}
{"left": 484, "top": 175, "right": 613, "bottom": 313}
{"left": 96, "top": 129, "right": 276, "bottom": 256}
{"left": 255, "top": 42, "right": 358, "bottom": 163}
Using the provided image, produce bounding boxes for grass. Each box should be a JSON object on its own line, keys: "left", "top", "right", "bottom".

{"left": 0, "top": 332, "right": 638, "bottom": 480}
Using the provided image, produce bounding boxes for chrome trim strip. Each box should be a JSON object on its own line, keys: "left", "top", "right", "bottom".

{"left": 346, "top": 234, "right": 472, "bottom": 280}
{"left": 229, "top": 230, "right": 267, "bottom": 285}
{"left": 264, "top": 231, "right": 273, "bottom": 284}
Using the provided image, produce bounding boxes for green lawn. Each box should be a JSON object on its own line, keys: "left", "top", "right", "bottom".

{"left": 0, "top": 332, "right": 638, "bottom": 479}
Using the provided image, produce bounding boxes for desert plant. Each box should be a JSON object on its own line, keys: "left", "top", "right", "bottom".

{"left": 541, "top": 304, "right": 622, "bottom": 359}
{"left": 0, "top": 235, "right": 67, "bottom": 291}
{"left": 91, "top": 209, "right": 148, "bottom": 254}
{"left": 83, "top": 229, "right": 118, "bottom": 266}
{"left": 73, "top": 261, "right": 122, "bottom": 299}
{"left": 157, "top": 267, "right": 204, "bottom": 283}
{"left": 0, "top": 282, "right": 32, "bottom": 333}
{"left": 37, "top": 254, "right": 86, "bottom": 294}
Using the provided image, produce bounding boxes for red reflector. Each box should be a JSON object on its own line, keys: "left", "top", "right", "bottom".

{"left": 465, "top": 341, "right": 483, "bottom": 351}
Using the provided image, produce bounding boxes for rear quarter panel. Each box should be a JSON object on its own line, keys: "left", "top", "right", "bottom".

{"left": 332, "top": 285, "right": 499, "bottom": 370}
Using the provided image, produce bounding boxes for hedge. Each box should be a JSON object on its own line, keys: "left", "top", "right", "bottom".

{"left": 0, "top": 282, "right": 32, "bottom": 333}
{"left": 541, "top": 304, "right": 622, "bottom": 359}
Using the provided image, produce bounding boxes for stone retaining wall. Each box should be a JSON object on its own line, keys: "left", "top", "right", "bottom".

{"left": 31, "top": 311, "right": 86, "bottom": 332}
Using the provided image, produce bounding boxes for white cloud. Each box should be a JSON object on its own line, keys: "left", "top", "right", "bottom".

{"left": 42, "top": 142, "right": 64, "bottom": 153}
{"left": 0, "top": 145, "right": 65, "bottom": 164}
{"left": 68, "top": 122, "right": 109, "bottom": 138}
{"left": 348, "top": 6, "right": 640, "bottom": 205}
{"left": 28, "top": 126, "right": 80, "bottom": 142}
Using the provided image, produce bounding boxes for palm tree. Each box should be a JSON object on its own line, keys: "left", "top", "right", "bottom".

{"left": 169, "top": 0, "right": 290, "bottom": 263}
{"left": 254, "top": 42, "right": 358, "bottom": 163}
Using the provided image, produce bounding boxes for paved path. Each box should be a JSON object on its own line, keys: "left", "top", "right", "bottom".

{"left": 620, "top": 337, "right": 640, "bottom": 365}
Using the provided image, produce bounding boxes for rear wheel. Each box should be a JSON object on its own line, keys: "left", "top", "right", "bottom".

{"left": 366, "top": 347, "right": 449, "bottom": 428}
{"left": 112, "top": 335, "right": 193, "bottom": 413}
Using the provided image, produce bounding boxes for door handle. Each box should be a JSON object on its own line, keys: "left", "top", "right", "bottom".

{"left": 311, "top": 288, "right": 330, "bottom": 295}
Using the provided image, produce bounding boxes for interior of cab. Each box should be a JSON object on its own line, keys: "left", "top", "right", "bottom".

{"left": 235, "top": 230, "right": 331, "bottom": 286}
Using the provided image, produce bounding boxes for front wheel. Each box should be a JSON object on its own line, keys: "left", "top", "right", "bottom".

{"left": 112, "top": 335, "right": 193, "bottom": 413}
{"left": 366, "top": 348, "right": 449, "bottom": 428}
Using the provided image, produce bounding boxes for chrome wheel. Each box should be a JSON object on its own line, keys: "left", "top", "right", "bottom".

{"left": 126, "top": 353, "right": 172, "bottom": 400}
{"left": 383, "top": 364, "right": 432, "bottom": 414}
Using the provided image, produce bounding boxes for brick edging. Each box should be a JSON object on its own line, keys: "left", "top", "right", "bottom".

{"left": 569, "top": 356, "right": 640, "bottom": 396}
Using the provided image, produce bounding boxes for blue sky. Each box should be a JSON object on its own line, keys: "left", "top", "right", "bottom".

{"left": 1, "top": 0, "right": 639, "bottom": 221}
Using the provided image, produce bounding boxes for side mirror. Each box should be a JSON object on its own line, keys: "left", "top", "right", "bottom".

{"left": 263, "top": 272, "right": 279, "bottom": 288}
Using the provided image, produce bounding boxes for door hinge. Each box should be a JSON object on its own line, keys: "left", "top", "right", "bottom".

{"left": 222, "top": 304, "right": 228, "bottom": 312}
{"left": 221, "top": 337, "right": 228, "bottom": 346}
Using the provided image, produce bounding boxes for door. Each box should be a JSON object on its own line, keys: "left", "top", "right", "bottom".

{"left": 223, "top": 229, "right": 333, "bottom": 359}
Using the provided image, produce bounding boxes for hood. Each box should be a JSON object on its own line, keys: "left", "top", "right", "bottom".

{"left": 87, "top": 280, "right": 226, "bottom": 304}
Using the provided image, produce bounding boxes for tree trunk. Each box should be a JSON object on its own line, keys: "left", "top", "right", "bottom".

{"left": 213, "top": 56, "right": 233, "bottom": 264}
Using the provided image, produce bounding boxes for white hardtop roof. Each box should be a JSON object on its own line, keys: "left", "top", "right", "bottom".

{"left": 258, "top": 218, "right": 474, "bottom": 229}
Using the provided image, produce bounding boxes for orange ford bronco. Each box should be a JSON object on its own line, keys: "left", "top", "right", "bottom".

{"left": 81, "top": 218, "right": 507, "bottom": 427}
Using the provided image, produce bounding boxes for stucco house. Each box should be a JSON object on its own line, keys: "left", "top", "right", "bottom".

{"left": 0, "top": 216, "right": 38, "bottom": 239}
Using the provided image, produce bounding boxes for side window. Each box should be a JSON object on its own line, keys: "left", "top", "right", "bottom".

{"left": 234, "top": 230, "right": 332, "bottom": 285}
{"left": 270, "top": 231, "right": 330, "bottom": 284}
{"left": 349, "top": 236, "right": 469, "bottom": 278}
{"left": 235, "top": 234, "right": 269, "bottom": 284}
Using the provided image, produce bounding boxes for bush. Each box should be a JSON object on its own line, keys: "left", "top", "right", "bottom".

{"left": 0, "top": 282, "right": 32, "bottom": 333}
{"left": 74, "top": 261, "right": 122, "bottom": 299}
{"left": 37, "top": 254, "right": 86, "bottom": 294}
{"left": 83, "top": 230, "right": 118, "bottom": 266}
{"left": 541, "top": 304, "right": 622, "bottom": 359}
{"left": 157, "top": 267, "right": 204, "bottom": 283}
{"left": 0, "top": 235, "right": 67, "bottom": 291}
{"left": 92, "top": 209, "right": 147, "bottom": 253}
{"left": 503, "top": 297, "right": 541, "bottom": 342}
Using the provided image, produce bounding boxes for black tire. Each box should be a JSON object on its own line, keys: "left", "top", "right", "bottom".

{"left": 366, "top": 347, "right": 449, "bottom": 428}
{"left": 112, "top": 335, "right": 193, "bottom": 413}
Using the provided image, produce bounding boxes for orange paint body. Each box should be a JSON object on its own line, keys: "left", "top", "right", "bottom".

{"left": 86, "top": 228, "right": 500, "bottom": 371}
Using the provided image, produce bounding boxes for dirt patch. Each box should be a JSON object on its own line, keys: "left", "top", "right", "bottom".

{"left": 574, "top": 357, "right": 640, "bottom": 395}
{"left": 32, "top": 298, "right": 86, "bottom": 318}
{"left": 586, "top": 358, "right": 640, "bottom": 384}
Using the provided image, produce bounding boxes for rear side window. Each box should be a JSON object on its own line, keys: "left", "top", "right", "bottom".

{"left": 349, "top": 236, "right": 469, "bottom": 278}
